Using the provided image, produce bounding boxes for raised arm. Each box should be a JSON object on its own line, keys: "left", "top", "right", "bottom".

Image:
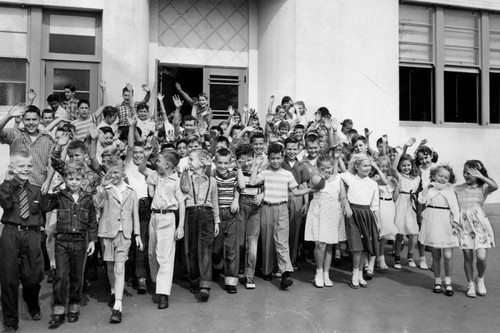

{"left": 267, "top": 95, "right": 275, "bottom": 115}
{"left": 93, "top": 80, "right": 107, "bottom": 119}
{"left": 140, "top": 84, "right": 151, "bottom": 104}
{"left": 175, "top": 82, "right": 194, "bottom": 105}
{"left": 0, "top": 103, "right": 25, "bottom": 135}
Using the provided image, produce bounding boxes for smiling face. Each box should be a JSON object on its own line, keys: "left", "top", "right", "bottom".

{"left": 22, "top": 111, "right": 40, "bottom": 135}
{"left": 102, "top": 132, "right": 114, "bottom": 147}
{"left": 268, "top": 152, "right": 283, "bottom": 170}
{"left": 78, "top": 102, "right": 90, "bottom": 119}
{"left": 137, "top": 107, "right": 149, "bottom": 121}
{"left": 285, "top": 142, "right": 299, "bottom": 161}
{"left": 49, "top": 101, "right": 59, "bottom": 112}
{"left": 132, "top": 146, "right": 145, "bottom": 165}
{"left": 216, "top": 154, "right": 231, "bottom": 176}
{"left": 184, "top": 120, "right": 196, "bottom": 134}
{"left": 379, "top": 160, "right": 391, "bottom": 175}
{"left": 355, "top": 159, "right": 372, "bottom": 178}
{"left": 64, "top": 88, "right": 73, "bottom": 100}
{"left": 294, "top": 128, "right": 304, "bottom": 140}
{"left": 237, "top": 153, "right": 253, "bottom": 173}
{"left": 319, "top": 160, "right": 334, "bottom": 178}
{"left": 42, "top": 112, "right": 54, "bottom": 125}
{"left": 107, "top": 165, "right": 124, "bottom": 186}
{"left": 122, "top": 91, "right": 131, "bottom": 103}
{"left": 433, "top": 167, "right": 451, "bottom": 184}
{"left": 65, "top": 174, "right": 83, "bottom": 193}
{"left": 67, "top": 148, "right": 86, "bottom": 163}
{"left": 417, "top": 152, "right": 432, "bottom": 169}
{"left": 176, "top": 142, "right": 187, "bottom": 157}
{"left": 306, "top": 140, "right": 320, "bottom": 159}
{"left": 252, "top": 138, "right": 266, "bottom": 156}
{"left": 9, "top": 155, "right": 33, "bottom": 182}
{"left": 399, "top": 159, "right": 412, "bottom": 175}
{"left": 187, "top": 140, "right": 200, "bottom": 153}
{"left": 198, "top": 96, "right": 208, "bottom": 108}
{"left": 463, "top": 168, "right": 478, "bottom": 186}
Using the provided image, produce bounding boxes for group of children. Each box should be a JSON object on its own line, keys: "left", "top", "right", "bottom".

{"left": 0, "top": 88, "right": 496, "bottom": 333}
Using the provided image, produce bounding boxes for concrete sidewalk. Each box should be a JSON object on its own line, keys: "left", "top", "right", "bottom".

{"left": 4, "top": 205, "right": 500, "bottom": 333}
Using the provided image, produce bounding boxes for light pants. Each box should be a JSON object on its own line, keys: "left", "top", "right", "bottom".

{"left": 148, "top": 212, "right": 176, "bottom": 295}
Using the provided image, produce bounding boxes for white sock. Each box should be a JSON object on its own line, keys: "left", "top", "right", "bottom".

{"left": 444, "top": 276, "right": 451, "bottom": 285}
{"left": 468, "top": 281, "right": 475, "bottom": 288}
{"left": 113, "top": 300, "right": 122, "bottom": 311}
{"left": 477, "top": 276, "right": 485, "bottom": 282}
{"left": 435, "top": 277, "right": 442, "bottom": 284}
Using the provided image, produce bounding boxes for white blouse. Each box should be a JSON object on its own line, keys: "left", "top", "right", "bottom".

{"left": 341, "top": 172, "right": 379, "bottom": 211}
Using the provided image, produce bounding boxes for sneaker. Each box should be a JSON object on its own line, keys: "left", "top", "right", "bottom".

{"left": 407, "top": 259, "right": 416, "bottom": 268}
{"left": 349, "top": 271, "right": 360, "bottom": 289}
{"left": 358, "top": 275, "right": 368, "bottom": 288}
{"left": 109, "top": 309, "right": 122, "bottom": 324}
{"left": 323, "top": 273, "right": 333, "bottom": 287}
{"left": 314, "top": 272, "right": 324, "bottom": 288}
{"left": 466, "top": 285, "right": 477, "bottom": 298}
{"left": 393, "top": 261, "right": 402, "bottom": 269}
{"left": 137, "top": 278, "right": 147, "bottom": 294}
{"left": 199, "top": 288, "right": 210, "bottom": 302}
{"left": 245, "top": 277, "right": 256, "bottom": 289}
{"left": 419, "top": 258, "right": 428, "bottom": 270}
{"left": 476, "top": 277, "right": 487, "bottom": 296}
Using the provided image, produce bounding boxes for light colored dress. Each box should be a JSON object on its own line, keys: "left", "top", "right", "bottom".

{"left": 305, "top": 175, "right": 346, "bottom": 244}
{"left": 418, "top": 184, "right": 460, "bottom": 248}
{"left": 454, "top": 184, "right": 495, "bottom": 249}
{"left": 378, "top": 181, "right": 398, "bottom": 240}
{"left": 394, "top": 174, "right": 420, "bottom": 235}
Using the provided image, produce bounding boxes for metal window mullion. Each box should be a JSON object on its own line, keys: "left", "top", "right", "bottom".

{"left": 435, "top": 8, "right": 445, "bottom": 125}
{"left": 481, "top": 12, "right": 490, "bottom": 126}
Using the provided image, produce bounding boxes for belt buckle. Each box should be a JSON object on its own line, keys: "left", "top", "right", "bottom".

{"left": 17, "top": 225, "right": 23, "bottom": 231}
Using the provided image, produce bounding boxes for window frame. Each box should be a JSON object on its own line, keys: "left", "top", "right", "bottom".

{"left": 42, "top": 9, "right": 102, "bottom": 63}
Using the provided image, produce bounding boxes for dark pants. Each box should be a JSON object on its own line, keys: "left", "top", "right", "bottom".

{"left": 0, "top": 225, "right": 44, "bottom": 328}
{"left": 53, "top": 234, "right": 87, "bottom": 314}
{"left": 212, "top": 208, "right": 239, "bottom": 286}
{"left": 185, "top": 207, "right": 214, "bottom": 289}
{"left": 128, "top": 198, "right": 150, "bottom": 280}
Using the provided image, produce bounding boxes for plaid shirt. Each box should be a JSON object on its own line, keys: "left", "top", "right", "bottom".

{"left": 116, "top": 101, "right": 140, "bottom": 127}
{"left": 0, "top": 128, "right": 55, "bottom": 187}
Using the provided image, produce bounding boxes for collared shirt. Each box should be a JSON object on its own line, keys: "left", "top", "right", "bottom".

{"left": 71, "top": 115, "right": 96, "bottom": 141}
{"left": 108, "top": 181, "right": 131, "bottom": 230}
{"left": 185, "top": 171, "right": 220, "bottom": 224}
{"left": 255, "top": 168, "right": 298, "bottom": 203}
{"left": 97, "top": 120, "right": 118, "bottom": 134}
{"left": 341, "top": 172, "right": 379, "bottom": 211}
{"left": 300, "top": 156, "right": 319, "bottom": 178}
{"left": 0, "top": 128, "right": 55, "bottom": 187}
{"left": 148, "top": 172, "right": 185, "bottom": 210}
{"left": 125, "top": 162, "right": 149, "bottom": 199}
{"left": 0, "top": 178, "right": 44, "bottom": 226}
{"left": 116, "top": 101, "right": 141, "bottom": 127}
{"left": 282, "top": 159, "right": 311, "bottom": 185}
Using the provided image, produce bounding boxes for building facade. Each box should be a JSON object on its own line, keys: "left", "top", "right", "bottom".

{"left": 0, "top": 0, "right": 499, "bottom": 200}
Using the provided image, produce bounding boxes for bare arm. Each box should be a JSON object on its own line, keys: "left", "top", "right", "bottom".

{"left": 93, "top": 80, "right": 107, "bottom": 119}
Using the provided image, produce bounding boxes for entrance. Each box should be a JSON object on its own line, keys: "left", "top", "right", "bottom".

{"left": 158, "top": 65, "right": 247, "bottom": 124}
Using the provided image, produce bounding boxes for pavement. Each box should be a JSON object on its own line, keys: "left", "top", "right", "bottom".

{"left": 3, "top": 205, "right": 500, "bottom": 333}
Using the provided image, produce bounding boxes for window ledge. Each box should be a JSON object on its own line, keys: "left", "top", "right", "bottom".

{"left": 399, "top": 121, "right": 489, "bottom": 129}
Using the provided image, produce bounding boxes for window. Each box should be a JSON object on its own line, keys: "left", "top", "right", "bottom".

{"left": 0, "top": 58, "right": 26, "bottom": 106}
{"left": 399, "top": 5, "right": 500, "bottom": 126}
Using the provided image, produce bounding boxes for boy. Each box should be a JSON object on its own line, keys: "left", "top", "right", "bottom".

{"left": 212, "top": 148, "right": 239, "bottom": 293}
{"left": 282, "top": 137, "right": 311, "bottom": 268}
{"left": 250, "top": 143, "right": 316, "bottom": 290}
{"left": 41, "top": 109, "right": 55, "bottom": 129}
{"left": 235, "top": 144, "right": 263, "bottom": 289}
{"left": 178, "top": 134, "right": 201, "bottom": 172}
{"left": 136, "top": 102, "right": 156, "bottom": 141}
{"left": 147, "top": 150, "right": 185, "bottom": 309}
{"left": 94, "top": 157, "right": 143, "bottom": 323}
{"left": 47, "top": 93, "right": 68, "bottom": 120}
{"left": 0, "top": 151, "right": 45, "bottom": 332}
{"left": 71, "top": 80, "right": 106, "bottom": 141}
{"left": 183, "top": 149, "right": 220, "bottom": 301}
{"left": 62, "top": 84, "right": 78, "bottom": 121}
{"left": 41, "top": 161, "right": 98, "bottom": 329}
{"left": 97, "top": 106, "right": 119, "bottom": 134}
{"left": 250, "top": 132, "right": 268, "bottom": 170}
{"left": 116, "top": 83, "right": 150, "bottom": 131}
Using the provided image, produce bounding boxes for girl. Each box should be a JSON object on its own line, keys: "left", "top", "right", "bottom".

{"left": 393, "top": 138, "right": 421, "bottom": 269}
{"left": 341, "top": 154, "right": 381, "bottom": 289}
{"left": 374, "top": 156, "right": 399, "bottom": 270}
{"left": 305, "top": 152, "right": 346, "bottom": 288}
{"left": 418, "top": 165, "right": 460, "bottom": 296}
{"left": 337, "top": 119, "right": 353, "bottom": 146}
{"left": 454, "top": 160, "right": 498, "bottom": 297}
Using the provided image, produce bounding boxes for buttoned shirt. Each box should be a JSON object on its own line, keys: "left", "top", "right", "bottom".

{"left": 148, "top": 172, "right": 185, "bottom": 210}
{"left": 185, "top": 171, "right": 220, "bottom": 224}
{"left": 0, "top": 178, "right": 44, "bottom": 226}
{"left": 116, "top": 101, "right": 140, "bottom": 127}
{"left": 0, "top": 128, "right": 55, "bottom": 187}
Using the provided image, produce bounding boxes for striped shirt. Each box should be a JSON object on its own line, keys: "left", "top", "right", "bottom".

{"left": 72, "top": 114, "right": 96, "bottom": 141}
{"left": 256, "top": 168, "right": 298, "bottom": 203}
{"left": 0, "top": 128, "right": 55, "bottom": 187}
{"left": 214, "top": 170, "right": 237, "bottom": 208}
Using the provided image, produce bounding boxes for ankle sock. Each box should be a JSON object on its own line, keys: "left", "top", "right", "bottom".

{"left": 435, "top": 277, "right": 442, "bottom": 285}
{"left": 113, "top": 300, "right": 122, "bottom": 311}
{"left": 468, "top": 281, "right": 475, "bottom": 288}
{"left": 407, "top": 253, "right": 413, "bottom": 260}
{"left": 444, "top": 276, "right": 451, "bottom": 285}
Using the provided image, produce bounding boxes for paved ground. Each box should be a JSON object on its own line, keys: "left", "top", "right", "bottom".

{"left": 3, "top": 205, "right": 500, "bottom": 333}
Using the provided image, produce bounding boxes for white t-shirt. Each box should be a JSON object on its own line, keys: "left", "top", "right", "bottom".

{"left": 125, "top": 162, "right": 149, "bottom": 199}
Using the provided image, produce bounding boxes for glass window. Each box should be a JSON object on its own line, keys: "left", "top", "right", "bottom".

{"left": 490, "top": 14, "right": 500, "bottom": 67}
{"left": 0, "top": 58, "right": 26, "bottom": 106}
{"left": 399, "top": 5, "right": 434, "bottom": 63}
{"left": 444, "top": 10, "right": 479, "bottom": 66}
{"left": 400, "top": 67, "right": 434, "bottom": 122}
{"left": 490, "top": 72, "right": 500, "bottom": 124}
{"left": 444, "top": 71, "right": 480, "bottom": 123}
{"left": 48, "top": 14, "right": 96, "bottom": 55}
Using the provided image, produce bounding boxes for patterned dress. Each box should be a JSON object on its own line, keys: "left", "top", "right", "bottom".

{"left": 394, "top": 174, "right": 420, "bottom": 235}
{"left": 305, "top": 175, "right": 346, "bottom": 244}
{"left": 454, "top": 184, "right": 495, "bottom": 249}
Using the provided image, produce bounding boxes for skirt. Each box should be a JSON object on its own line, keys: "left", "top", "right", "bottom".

{"left": 345, "top": 204, "right": 380, "bottom": 255}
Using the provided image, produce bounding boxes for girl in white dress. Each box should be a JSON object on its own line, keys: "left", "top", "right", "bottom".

{"left": 305, "top": 151, "right": 346, "bottom": 288}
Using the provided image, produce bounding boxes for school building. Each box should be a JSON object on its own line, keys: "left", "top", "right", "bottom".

{"left": 0, "top": 0, "right": 499, "bottom": 201}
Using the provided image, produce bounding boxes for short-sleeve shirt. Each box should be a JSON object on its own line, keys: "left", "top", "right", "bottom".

{"left": 256, "top": 168, "right": 298, "bottom": 203}
{"left": 282, "top": 159, "right": 311, "bottom": 185}
{"left": 147, "top": 172, "right": 185, "bottom": 210}
{"left": 214, "top": 169, "right": 237, "bottom": 208}
{"left": 341, "top": 172, "right": 379, "bottom": 211}
{"left": 71, "top": 115, "right": 96, "bottom": 141}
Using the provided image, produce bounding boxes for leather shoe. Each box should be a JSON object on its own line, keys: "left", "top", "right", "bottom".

{"left": 137, "top": 278, "right": 148, "bottom": 294}
{"left": 280, "top": 272, "right": 293, "bottom": 290}
{"left": 109, "top": 309, "right": 122, "bottom": 324}
{"left": 226, "top": 285, "right": 237, "bottom": 294}
{"left": 31, "top": 311, "right": 42, "bottom": 321}
{"left": 262, "top": 274, "right": 273, "bottom": 281}
{"left": 67, "top": 312, "right": 79, "bottom": 323}
{"left": 48, "top": 314, "right": 65, "bottom": 329}
{"left": 199, "top": 288, "right": 210, "bottom": 302}
{"left": 2, "top": 326, "right": 18, "bottom": 333}
{"left": 158, "top": 294, "right": 169, "bottom": 309}
{"left": 189, "top": 284, "right": 199, "bottom": 294}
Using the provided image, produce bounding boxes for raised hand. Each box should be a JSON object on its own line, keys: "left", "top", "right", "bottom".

{"left": 331, "top": 117, "right": 340, "bottom": 130}
{"left": 126, "top": 83, "right": 133, "bottom": 93}
{"left": 89, "top": 125, "right": 100, "bottom": 140}
{"left": 141, "top": 84, "right": 150, "bottom": 92}
{"left": 127, "top": 117, "right": 137, "bottom": 126}
{"left": 228, "top": 105, "right": 234, "bottom": 116}
{"left": 467, "top": 167, "right": 485, "bottom": 180}
{"left": 364, "top": 128, "right": 372, "bottom": 137}
{"left": 270, "top": 95, "right": 275, "bottom": 104}
{"left": 249, "top": 108, "right": 257, "bottom": 117}
{"left": 172, "top": 95, "right": 183, "bottom": 109}
{"left": 323, "top": 116, "right": 332, "bottom": 129}
{"left": 266, "top": 114, "right": 274, "bottom": 124}
{"left": 382, "top": 134, "right": 388, "bottom": 144}
{"left": 332, "top": 144, "right": 342, "bottom": 159}
{"left": 99, "top": 80, "right": 106, "bottom": 90}
{"left": 175, "top": 82, "right": 182, "bottom": 91}
{"left": 157, "top": 92, "right": 164, "bottom": 100}
{"left": 8, "top": 103, "right": 26, "bottom": 117}
{"left": 255, "top": 155, "right": 264, "bottom": 166}
{"left": 101, "top": 171, "right": 114, "bottom": 187}
{"left": 242, "top": 104, "right": 249, "bottom": 113}
{"left": 419, "top": 138, "right": 428, "bottom": 147}
{"left": 14, "top": 116, "right": 22, "bottom": 124}
{"left": 27, "top": 89, "right": 36, "bottom": 102}
{"left": 57, "top": 132, "right": 71, "bottom": 146}
{"left": 405, "top": 137, "right": 417, "bottom": 147}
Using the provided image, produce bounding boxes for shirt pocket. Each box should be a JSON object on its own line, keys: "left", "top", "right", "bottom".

{"left": 79, "top": 208, "right": 90, "bottom": 224}
{"left": 57, "top": 209, "right": 71, "bottom": 223}
{"left": 30, "top": 200, "right": 40, "bottom": 215}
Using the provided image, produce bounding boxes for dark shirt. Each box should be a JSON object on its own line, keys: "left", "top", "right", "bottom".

{"left": 282, "top": 159, "right": 311, "bottom": 185}
{"left": 0, "top": 178, "right": 44, "bottom": 227}
{"left": 41, "top": 189, "right": 98, "bottom": 242}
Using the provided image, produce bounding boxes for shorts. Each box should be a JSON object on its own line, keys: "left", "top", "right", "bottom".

{"left": 101, "top": 232, "right": 131, "bottom": 263}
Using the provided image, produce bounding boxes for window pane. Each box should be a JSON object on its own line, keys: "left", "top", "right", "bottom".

{"left": 444, "top": 10, "right": 479, "bottom": 66}
{"left": 210, "top": 84, "right": 238, "bottom": 112}
{"left": 491, "top": 14, "right": 500, "bottom": 67}
{"left": 0, "top": 82, "right": 25, "bottom": 105}
{"left": 399, "top": 66, "right": 433, "bottom": 121}
{"left": 490, "top": 73, "right": 500, "bottom": 124}
{"left": 53, "top": 69, "right": 90, "bottom": 91}
{"left": 0, "top": 58, "right": 26, "bottom": 81}
{"left": 49, "top": 34, "right": 95, "bottom": 55}
{"left": 444, "top": 71, "right": 479, "bottom": 123}
{"left": 48, "top": 14, "right": 96, "bottom": 55}
{"left": 399, "top": 5, "right": 434, "bottom": 63}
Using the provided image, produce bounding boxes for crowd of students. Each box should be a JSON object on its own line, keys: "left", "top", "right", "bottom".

{"left": 0, "top": 84, "right": 496, "bottom": 332}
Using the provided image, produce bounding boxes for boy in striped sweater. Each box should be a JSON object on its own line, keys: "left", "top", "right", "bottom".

{"left": 212, "top": 148, "right": 240, "bottom": 293}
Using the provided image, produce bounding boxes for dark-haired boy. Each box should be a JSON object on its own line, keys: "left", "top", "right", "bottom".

{"left": 62, "top": 85, "right": 78, "bottom": 121}
{"left": 47, "top": 93, "right": 68, "bottom": 120}
{"left": 250, "top": 143, "right": 316, "bottom": 290}
{"left": 115, "top": 83, "right": 150, "bottom": 131}
{"left": 0, "top": 151, "right": 45, "bottom": 332}
{"left": 97, "top": 106, "right": 119, "bottom": 134}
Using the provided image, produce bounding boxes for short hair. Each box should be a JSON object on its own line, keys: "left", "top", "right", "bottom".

{"left": 250, "top": 132, "right": 265, "bottom": 143}
{"left": 63, "top": 160, "right": 86, "bottom": 178}
{"left": 67, "top": 140, "right": 87, "bottom": 153}
{"left": 190, "top": 148, "right": 211, "bottom": 162}
{"left": 161, "top": 150, "right": 180, "bottom": 167}
{"left": 294, "top": 124, "right": 305, "bottom": 131}
{"left": 216, "top": 136, "right": 230, "bottom": 147}
{"left": 216, "top": 148, "right": 231, "bottom": 161}
{"left": 77, "top": 99, "right": 90, "bottom": 108}
{"left": 56, "top": 123, "right": 75, "bottom": 134}
{"left": 105, "top": 156, "right": 124, "bottom": 169}
{"left": 176, "top": 139, "right": 187, "bottom": 148}
{"left": 430, "top": 164, "right": 456, "bottom": 184}
{"left": 64, "top": 85, "right": 76, "bottom": 92}
{"left": 183, "top": 115, "right": 197, "bottom": 124}
{"left": 160, "top": 142, "right": 175, "bottom": 152}
{"left": 47, "top": 94, "right": 60, "bottom": 103}
{"left": 305, "top": 136, "right": 320, "bottom": 146}
{"left": 281, "top": 96, "right": 292, "bottom": 105}
{"left": 317, "top": 107, "right": 331, "bottom": 118}
{"left": 10, "top": 150, "right": 31, "bottom": 161}
{"left": 230, "top": 125, "right": 243, "bottom": 136}
{"left": 235, "top": 143, "right": 254, "bottom": 159}
{"left": 42, "top": 108, "right": 55, "bottom": 117}
{"left": 186, "top": 134, "right": 200, "bottom": 145}
{"left": 137, "top": 102, "right": 149, "bottom": 111}
{"left": 198, "top": 93, "right": 208, "bottom": 100}
{"left": 210, "top": 125, "right": 223, "bottom": 135}
{"left": 24, "top": 105, "right": 41, "bottom": 117}
{"left": 351, "top": 135, "right": 368, "bottom": 146}
{"left": 267, "top": 142, "right": 284, "bottom": 157}
{"left": 102, "top": 145, "right": 118, "bottom": 157}
{"left": 122, "top": 86, "right": 130, "bottom": 94}
{"left": 342, "top": 119, "right": 353, "bottom": 127}
{"left": 284, "top": 136, "right": 300, "bottom": 147}
{"left": 294, "top": 100, "right": 305, "bottom": 108}
{"left": 103, "top": 106, "right": 118, "bottom": 118}
{"left": 317, "top": 153, "right": 334, "bottom": 167}
{"left": 134, "top": 141, "right": 145, "bottom": 148}
{"left": 278, "top": 121, "right": 290, "bottom": 130}
{"left": 99, "top": 126, "right": 115, "bottom": 137}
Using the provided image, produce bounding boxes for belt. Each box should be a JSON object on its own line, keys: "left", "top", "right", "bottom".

{"left": 56, "top": 233, "right": 85, "bottom": 239}
{"left": 263, "top": 201, "right": 287, "bottom": 207}
{"left": 241, "top": 193, "right": 259, "bottom": 198}
{"left": 152, "top": 208, "right": 174, "bottom": 214}
{"left": 427, "top": 205, "right": 449, "bottom": 210}
{"left": 380, "top": 197, "right": 392, "bottom": 201}
{"left": 3, "top": 223, "right": 42, "bottom": 232}
{"left": 399, "top": 191, "right": 412, "bottom": 195}
{"left": 186, "top": 206, "right": 213, "bottom": 211}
